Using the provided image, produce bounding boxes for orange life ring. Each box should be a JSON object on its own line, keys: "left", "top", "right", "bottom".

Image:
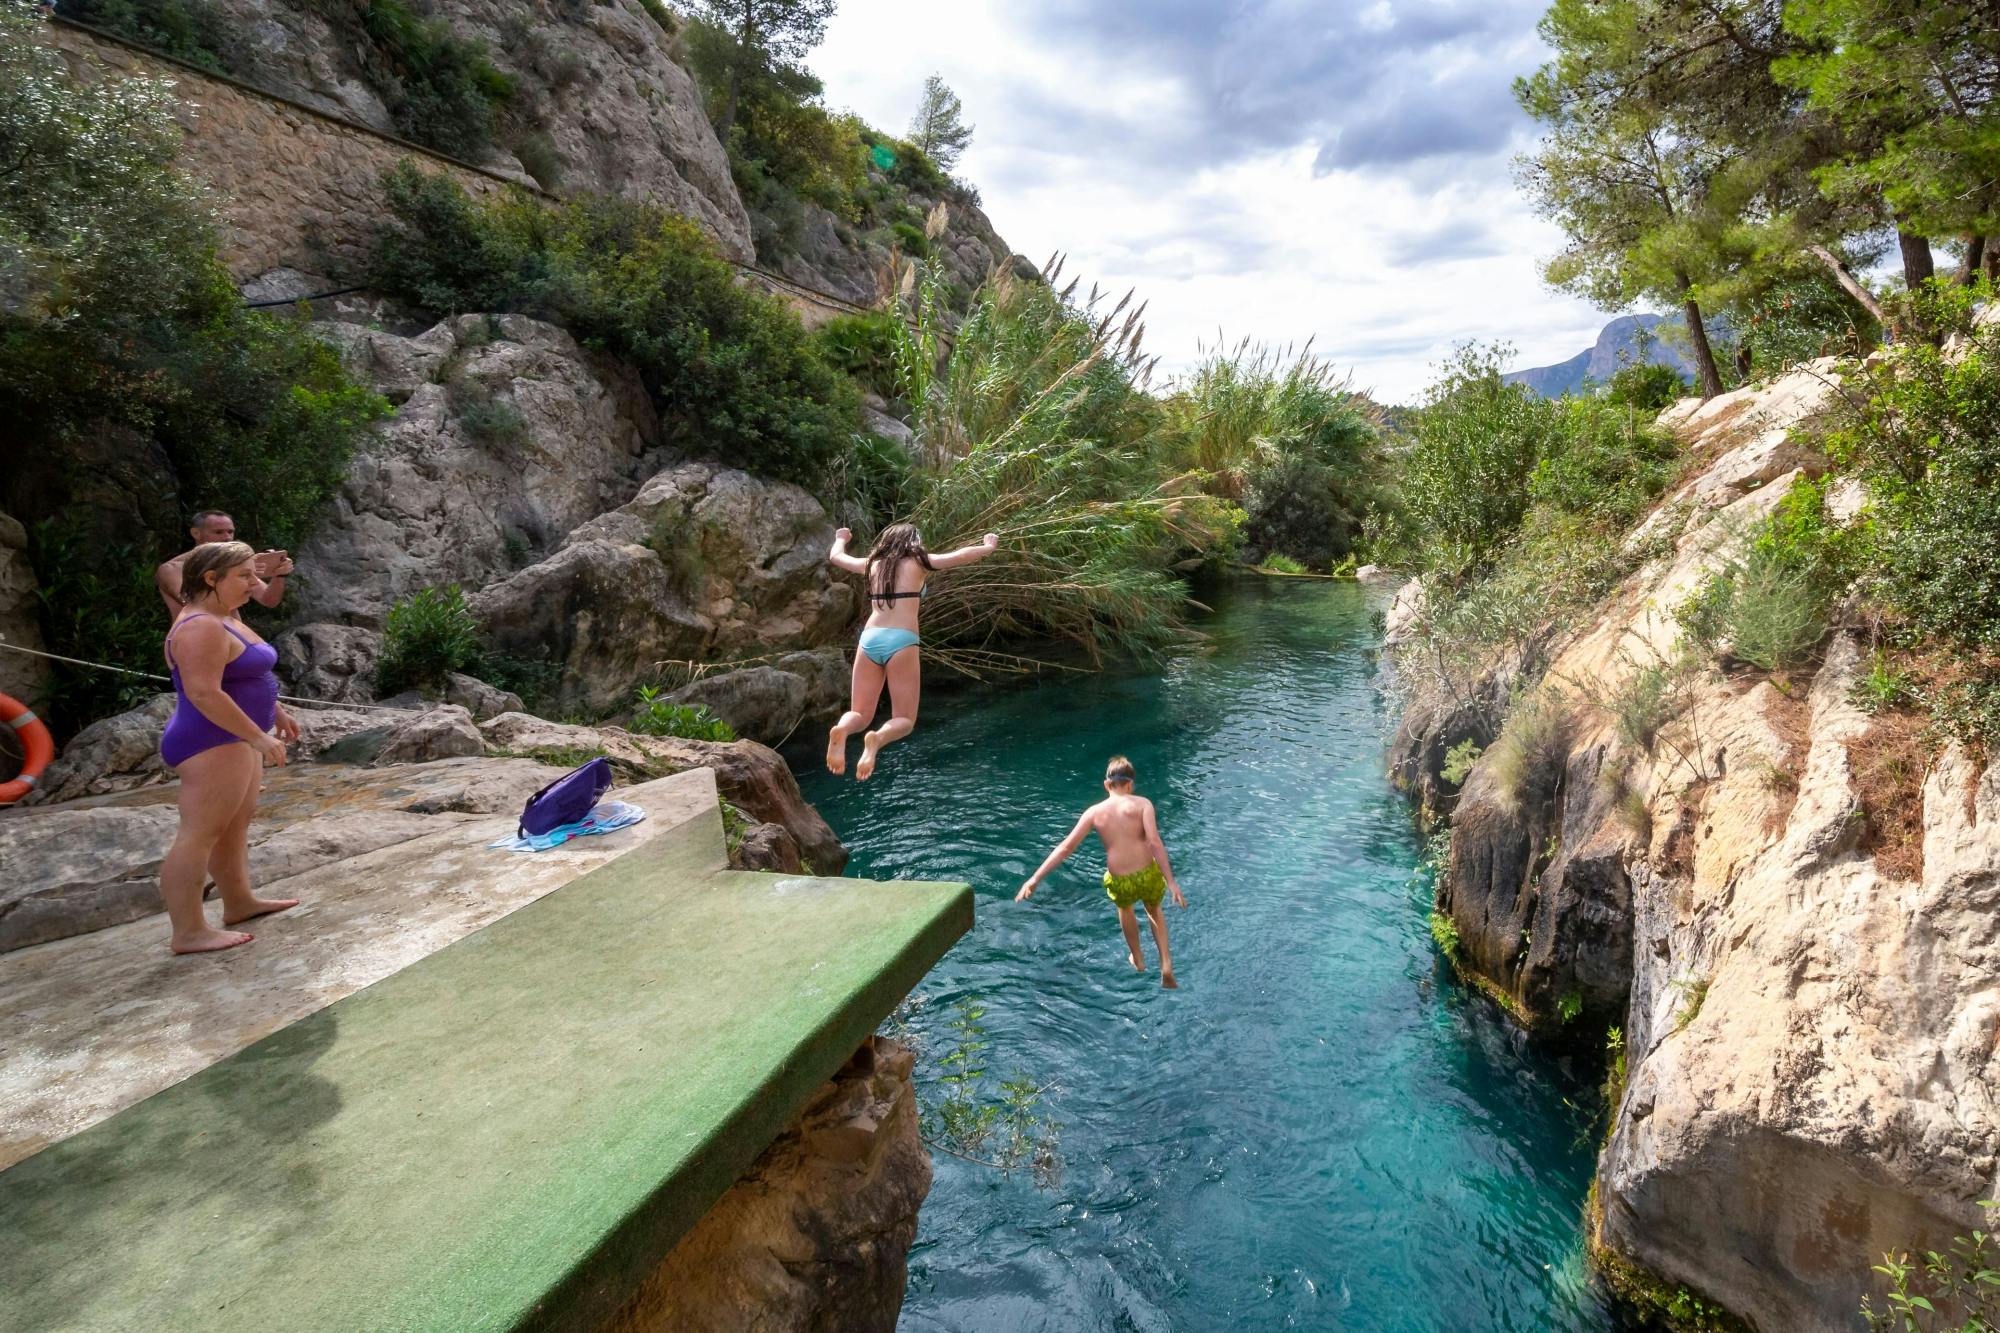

{"left": 0, "top": 692, "right": 54, "bottom": 804}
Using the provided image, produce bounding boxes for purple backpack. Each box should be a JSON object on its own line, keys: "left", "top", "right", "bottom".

{"left": 518, "top": 757, "right": 613, "bottom": 837}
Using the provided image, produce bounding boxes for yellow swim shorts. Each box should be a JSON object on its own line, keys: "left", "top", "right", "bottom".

{"left": 1104, "top": 862, "right": 1166, "bottom": 908}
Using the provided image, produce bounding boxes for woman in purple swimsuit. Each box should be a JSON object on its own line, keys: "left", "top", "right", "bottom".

{"left": 158, "top": 541, "right": 301, "bottom": 954}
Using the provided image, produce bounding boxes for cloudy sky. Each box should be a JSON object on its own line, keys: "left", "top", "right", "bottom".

{"left": 808, "top": 0, "right": 1618, "bottom": 403}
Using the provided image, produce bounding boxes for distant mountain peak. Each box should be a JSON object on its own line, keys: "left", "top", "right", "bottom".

{"left": 1504, "top": 313, "right": 1694, "bottom": 398}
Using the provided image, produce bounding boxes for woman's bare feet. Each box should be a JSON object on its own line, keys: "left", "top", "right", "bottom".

{"left": 826, "top": 725, "right": 849, "bottom": 775}
{"left": 222, "top": 897, "right": 300, "bottom": 926}
{"left": 172, "top": 927, "right": 254, "bottom": 954}
{"left": 855, "top": 730, "right": 884, "bottom": 781}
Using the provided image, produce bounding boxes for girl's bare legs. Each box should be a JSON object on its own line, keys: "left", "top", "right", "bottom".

{"left": 214, "top": 757, "right": 298, "bottom": 926}
{"left": 827, "top": 649, "right": 886, "bottom": 774}
{"left": 1116, "top": 905, "right": 1146, "bottom": 972}
{"left": 160, "top": 745, "right": 258, "bottom": 954}
{"left": 856, "top": 647, "right": 921, "bottom": 781}
{"left": 1144, "top": 899, "right": 1178, "bottom": 988}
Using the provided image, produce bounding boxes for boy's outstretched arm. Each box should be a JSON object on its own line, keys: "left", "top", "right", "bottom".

{"left": 928, "top": 532, "right": 1001, "bottom": 569}
{"left": 1142, "top": 801, "right": 1187, "bottom": 907}
{"left": 1016, "top": 810, "right": 1094, "bottom": 902}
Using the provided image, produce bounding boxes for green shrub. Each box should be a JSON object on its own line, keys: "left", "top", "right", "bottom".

{"left": 1243, "top": 456, "right": 1358, "bottom": 571}
{"left": 1859, "top": 1200, "right": 2000, "bottom": 1332}
{"left": 1604, "top": 362, "right": 1687, "bottom": 412}
{"left": 60, "top": 0, "right": 234, "bottom": 72}
{"left": 1728, "top": 546, "right": 1831, "bottom": 671}
{"left": 1732, "top": 271, "right": 1880, "bottom": 378}
{"left": 1428, "top": 910, "right": 1463, "bottom": 962}
{"left": 1852, "top": 651, "right": 1914, "bottom": 714}
{"left": 1442, "top": 738, "right": 1484, "bottom": 786}
{"left": 629, "top": 685, "right": 736, "bottom": 741}
{"left": 1609, "top": 662, "right": 1676, "bottom": 751}
{"left": 1527, "top": 396, "right": 1679, "bottom": 527}
{"left": 635, "top": 0, "right": 675, "bottom": 33}
{"left": 512, "top": 131, "right": 564, "bottom": 191}
{"left": 890, "top": 219, "right": 929, "bottom": 256}
{"left": 370, "top": 164, "right": 859, "bottom": 490}
{"left": 1672, "top": 976, "right": 1710, "bottom": 1031}
{"left": 1556, "top": 989, "right": 1584, "bottom": 1024}
{"left": 812, "top": 312, "right": 904, "bottom": 399}
{"left": 1487, "top": 690, "right": 1573, "bottom": 810}
{"left": 353, "top": 0, "right": 514, "bottom": 160}
{"left": 375, "top": 586, "right": 484, "bottom": 695}
{"left": 1259, "top": 553, "right": 1307, "bottom": 574}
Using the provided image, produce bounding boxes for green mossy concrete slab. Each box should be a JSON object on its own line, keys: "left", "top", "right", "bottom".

{"left": 0, "top": 797, "right": 970, "bottom": 1332}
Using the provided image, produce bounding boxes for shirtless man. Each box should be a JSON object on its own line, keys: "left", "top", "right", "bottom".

{"left": 1016, "top": 754, "right": 1189, "bottom": 987}
{"left": 157, "top": 510, "right": 293, "bottom": 618}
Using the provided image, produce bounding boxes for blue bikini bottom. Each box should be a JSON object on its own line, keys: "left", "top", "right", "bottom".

{"left": 857, "top": 627, "right": 921, "bottom": 665}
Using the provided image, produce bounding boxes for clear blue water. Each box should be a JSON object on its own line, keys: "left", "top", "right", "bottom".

{"left": 795, "top": 580, "right": 1621, "bottom": 1332}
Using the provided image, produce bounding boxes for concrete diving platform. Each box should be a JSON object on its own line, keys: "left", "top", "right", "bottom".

{"left": 0, "top": 768, "right": 971, "bottom": 1331}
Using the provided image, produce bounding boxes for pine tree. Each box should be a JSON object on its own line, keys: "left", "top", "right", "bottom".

{"left": 694, "top": 0, "right": 837, "bottom": 135}
{"left": 908, "top": 74, "right": 973, "bottom": 171}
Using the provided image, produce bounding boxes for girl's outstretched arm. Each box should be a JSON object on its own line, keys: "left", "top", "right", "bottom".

{"left": 1016, "top": 809, "right": 1094, "bottom": 901}
{"left": 928, "top": 532, "right": 1001, "bottom": 569}
{"left": 1142, "top": 800, "right": 1186, "bottom": 907}
{"left": 827, "top": 526, "right": 868, "bottom": 574}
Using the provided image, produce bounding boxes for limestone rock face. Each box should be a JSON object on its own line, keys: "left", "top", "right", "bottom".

{"left": 604, "top": 1038, "right": 930, "bottom": 1333}
{"left": 667, "top": 666, "right": 809, "bottom": 748}
{"left": 1392, "top": 365, "right": 2000, "bottom": 1328}
{"left": 25, "top": 694, "right": 176, "bottom": 807}
{"left": 274, "top": 623, "right": 382, "bottom": 703}
{"left": 0, "top": 513, "right": 48, "bottom": 705}
{"left": 161, "top": 0, "right": 752, "bottom": 259}
{"left": 374, "top": 705, "right": 484, "bottom": 765}
{"left": 293, "top": 315, "right": 666, "bottom": 629}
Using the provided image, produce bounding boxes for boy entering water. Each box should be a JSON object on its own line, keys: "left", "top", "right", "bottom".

{"left": 1016, "top": 756, "right": 1187, "bottom": 987}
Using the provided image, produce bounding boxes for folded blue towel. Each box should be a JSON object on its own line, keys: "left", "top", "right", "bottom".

{"left": 488, "top": 799, "right": 647, "bottom": 853}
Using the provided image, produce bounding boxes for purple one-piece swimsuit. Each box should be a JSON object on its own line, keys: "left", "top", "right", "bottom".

{"left": 160, "top": 614, "right": 281, "bottom": 768}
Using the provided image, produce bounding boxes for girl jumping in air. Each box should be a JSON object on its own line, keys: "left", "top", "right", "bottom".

{"left": 826, "top": 522, "right": 999, "bottom": 780}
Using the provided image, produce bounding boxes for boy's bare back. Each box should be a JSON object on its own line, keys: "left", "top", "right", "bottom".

{"left": 1088, "top": 792, "right": 1159, "bottom": 877}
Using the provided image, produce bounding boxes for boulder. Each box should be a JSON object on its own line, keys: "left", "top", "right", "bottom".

{"left": 731, "top": 820, "right": 803, "bottom": 874}
{"left": 0, "top": 512, "right": 49, "bottom": 705}
{"left": 604, "top": 1038, "right": 929, "bottom": 1333}
{"left": 443, "top": 672, "right": 523, "bottom": 722}
{"left": 0, "top": 806, "right": 180, "bottom": 952}
{"left": 290, "top": 315, "right": 665, "bottom": 633}
{"left": 274, "top": 622, "right": 381, "bottom": 702}
{"left": 668, "top": 667, "right": 808, "bottom": 747}
{"left": 25, "top": 694, "right": 175, "bottom": 807}
{"left": 374, "top": 705, "right": 484, "bottom": 765}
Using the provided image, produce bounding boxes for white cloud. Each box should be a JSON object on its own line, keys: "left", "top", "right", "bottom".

{"left": 807, "top": 0, "right": 1617, "bottom": 402}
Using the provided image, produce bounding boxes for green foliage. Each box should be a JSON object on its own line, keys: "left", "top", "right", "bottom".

{"left": 895, "top": 262, "right": 1241, "bottom": 672}
{"left": 1609, "top": 662, "right": 1676, "bottom": 751}
{"left": 811, "top": 311, "right": 903, "bottom": 398}
{"left": 1733, "top": 271, "right": 1881, "bottom": 375}
{"left": 635, "top": 0, "right": 676, "bottom": 33}
{"left": 512, "top": 131, "right": 564, "bottom": 192}
{"left": 480, "top": 650, "right": 561, "bottom": 712}
{"left": 924, "top": 998, "right": 1060, "bottom": 1183}
{"left": 375, "top": 586, "right": 484, "bottom": 695}
{"left": 718, "top": 799, "right": 751, "bottom": 856}
{"left": 1428, "top": 910, "right": 1463, "bottom": 963}
{"left": 345, "top": 0, "right": 514, "bottom": 160}
{"left": 369, "top": 164, "right": 858, "bottom": 489}
{"left": 61, "top": 0, "right": 234, "bottom": 72}
{"left": 1672, "top": 976, "right": 1710, "bottom": 1031}
{"left": 3, "top": 12, "right": 386, "bottom": 732}
{"left": 907, "top": 73, "right": 973, "bottom": 172}
{"left": 1487, "top": 690, "right": 1574, "bottom": 811}
{"left": 1259, "top": 553, "right": 1307, "bottom": 575}
{"left": 1526, "top": 395, "right": 1681, "bottom": 528}
{"left": 889, "top": 219, "right": 929, "bottom": 256}
{"left": 26, "top": 516, "right": 166, "bottom": 727}
{"left": 629, "top": 685, "right": 737, "bottom": 741}
{"left": 1829, "top": 337, "right": 2000, "bottom": 652}
{"left": 1859, "top": 1201, "right": 2000, "bottom": 1333}
{"left": 1441, "top": 738, "right": 1484, "bottom": 787}
{"left": 1557, "top": 989, "right": 1584, "bottom": 1024}
{"left": 1603, "top": 1025, "right": 1628, "bottom": 1109}
{"left": 1853, "top": 651, "right": 1915, "bottom": 714}
{"left": 1604, "top": 362, "right": 1688, "bottom": 412}
{"left": 1727, "top": 549, "right": 1831, "bottom": 671}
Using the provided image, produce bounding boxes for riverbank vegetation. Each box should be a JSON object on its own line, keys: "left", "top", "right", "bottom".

{"left": 2, "top": 8, "right": 387, "bottom": 732}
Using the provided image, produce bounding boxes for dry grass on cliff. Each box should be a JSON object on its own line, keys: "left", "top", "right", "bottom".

{"left": 1756, "top": 687, "right": 1812, "bottom": 839}
{"left": 1845, "top": 712, "right": 1930, "bottom": 883}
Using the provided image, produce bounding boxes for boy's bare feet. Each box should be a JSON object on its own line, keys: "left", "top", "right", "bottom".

{"left": 223, "top": 897, "right": 299, "bottom": 926}
{"left": 1161, "top": 971, "right": 1179, "bottom": 989}
{"left": 172, "top": 928, "right": 254, "bottom": 954}
{"left": 826, "top": 725, "right": 848, "bottom": 775}
{"left": 856, "top": 730, "right": 884, "bottom": 781}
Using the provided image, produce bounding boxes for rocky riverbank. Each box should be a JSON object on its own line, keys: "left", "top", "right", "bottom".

{"left": 1387, "top": 364, "right": 2000, "bottom": 1329}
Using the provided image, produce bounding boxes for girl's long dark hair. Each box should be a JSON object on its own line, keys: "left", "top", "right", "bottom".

{"left": 865, "top": 523, "right": 934, "bottom": 604}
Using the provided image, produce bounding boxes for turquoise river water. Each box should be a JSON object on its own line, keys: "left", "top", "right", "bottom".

{"left": 794, "top": 579, "right": 1623, "bottom": 1332}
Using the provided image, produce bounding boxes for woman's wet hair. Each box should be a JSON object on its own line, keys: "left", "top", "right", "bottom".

{"left": 865, "top": 522, "right": 935, "bottom": 604}
{"left": 1105, "top": 755, "right": 1136, "bottom": 784}
{"left": 180, "top": 541, "right": 256, "bottom": 603}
